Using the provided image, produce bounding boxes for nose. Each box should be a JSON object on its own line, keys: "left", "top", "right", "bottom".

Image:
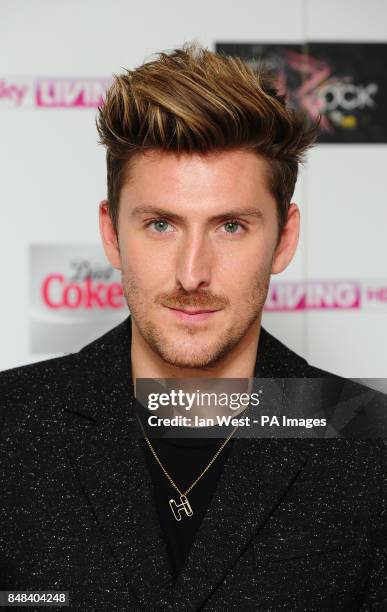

{"left": 174, "top": 229, "right": 212, "bottom": 292}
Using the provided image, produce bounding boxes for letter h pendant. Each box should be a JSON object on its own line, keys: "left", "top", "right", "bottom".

{"left": 169, "top": 494, "right": 193, "bottom": 521}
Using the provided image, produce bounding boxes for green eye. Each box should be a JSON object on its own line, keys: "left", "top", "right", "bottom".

{"left": 153, "top": 220, "right": 170, "bottom": 232}
{"left": 224, "top": 221, "right": 240, "bottom": 233}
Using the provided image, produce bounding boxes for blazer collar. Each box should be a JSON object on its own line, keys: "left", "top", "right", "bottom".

{"left": 63, "top": 314, "right": 312, "bottom": 609}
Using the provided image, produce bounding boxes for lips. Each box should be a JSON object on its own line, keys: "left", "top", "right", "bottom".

{"left": 166, "top": 306, "right": 220, "bottom": 323}
{"left": 172, "top": 308, "right": 217, "bottom": 315}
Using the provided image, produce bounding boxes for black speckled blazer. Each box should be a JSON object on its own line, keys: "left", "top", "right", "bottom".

{"left": 0, "top": 315, "right": 386, "bottom": 611}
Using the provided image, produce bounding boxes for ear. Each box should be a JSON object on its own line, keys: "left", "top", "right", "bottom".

{"left": 99, "top": 200, "right": 121, "bottom": 270}
{"left": 271, "top": 203, "right": 300, "bottom": 275}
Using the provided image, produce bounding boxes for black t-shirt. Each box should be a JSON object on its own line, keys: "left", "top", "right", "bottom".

{"left": 141, "top": 434, "right": 235, "bottom": 579}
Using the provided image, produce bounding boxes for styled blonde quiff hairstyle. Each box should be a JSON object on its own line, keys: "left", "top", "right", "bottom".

{"left": 96, "top": 43, "right": 319, "bottom": 236}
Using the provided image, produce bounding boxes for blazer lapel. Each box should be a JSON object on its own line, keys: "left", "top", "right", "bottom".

{"left": 169, "top": 436, "right": 309, "bottom": 609}
{"left": 168, "top": 325, "right": 314, "bottom": 609}
{"left": 63, "top": 317, "right": 175, "bottom": 610}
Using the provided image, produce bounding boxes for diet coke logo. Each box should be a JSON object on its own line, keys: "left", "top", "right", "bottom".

{"left": 41, "top": 259, "right": 124, "bottom": 310}
{"left": 29, "top": 245, "right": 127, "bottom": 354}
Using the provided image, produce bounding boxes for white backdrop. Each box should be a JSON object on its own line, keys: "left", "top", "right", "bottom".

{"left": 1, "top": 0, "right": 386, "bottom": 379}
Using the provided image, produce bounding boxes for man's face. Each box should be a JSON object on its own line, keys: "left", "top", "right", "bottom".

{"left": 100, "top": 149, "right": 299, "bottom": 370}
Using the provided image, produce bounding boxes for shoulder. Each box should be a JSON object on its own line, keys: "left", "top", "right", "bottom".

{"left": 259, "top": 325, "right": 343, "bottom": 378}
{"left": 260, "top": 326, "right": 387, "bottom": 439}
{"left": 0, "top": 317, "right": 131, "bottom": 435}
{"left": 0, "top": 353, "right": 75, "bottom": 435}
{"left": 0, "top": 317, "right": 129, "bottom": 401}
{"left": 0, "top": 352, "right": 75, "bottom": 399}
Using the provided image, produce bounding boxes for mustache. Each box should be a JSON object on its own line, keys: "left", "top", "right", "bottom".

{"left": 156, "top": 291, "right": 228, "bottom": 310}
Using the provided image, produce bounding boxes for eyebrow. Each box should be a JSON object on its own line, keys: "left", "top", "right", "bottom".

{"left": 130, "top": 205, "right": 264, "bottom": 223}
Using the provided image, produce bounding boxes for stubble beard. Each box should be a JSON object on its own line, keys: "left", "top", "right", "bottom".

{"left": 121, "top": 265, "right": 272, "bottom": 370}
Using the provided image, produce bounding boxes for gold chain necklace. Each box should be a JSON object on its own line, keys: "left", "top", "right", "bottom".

{"left": 137, "top": 415, "right": 239, "bottom": 521}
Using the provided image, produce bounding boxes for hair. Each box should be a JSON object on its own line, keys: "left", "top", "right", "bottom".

{"left": 96, "top": 43, "right": 319, "bottom": 238}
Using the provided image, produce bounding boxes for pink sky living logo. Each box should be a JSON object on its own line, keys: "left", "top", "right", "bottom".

{"left": 264, "top": 280, "right": 387, "bottom": 311}
{"left": 264, "top": 280, "right": 360, "bottom": 311}
{"left": 0, "top": 77, "right": 112, "bottom": 108}
{"left": 35, "top": 78, "right": 111, "bottom": 107}
{"left": 0, "top": 78, "right": 30, "bottom": 106}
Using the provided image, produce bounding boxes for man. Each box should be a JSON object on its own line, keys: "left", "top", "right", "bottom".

{"left": 0, "top": 44, "right": 386, "bottom": 611}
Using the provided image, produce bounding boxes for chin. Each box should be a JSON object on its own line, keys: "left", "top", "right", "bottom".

{"left": 160, "top": 335, "right": 235, "bottom": 369}
{"left": 160, "top": 353, "right": 217, "bottom": 370}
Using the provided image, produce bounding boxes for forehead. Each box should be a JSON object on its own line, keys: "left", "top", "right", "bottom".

{"left": 119, "top": 149, "right": 274, "bottom": 213}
